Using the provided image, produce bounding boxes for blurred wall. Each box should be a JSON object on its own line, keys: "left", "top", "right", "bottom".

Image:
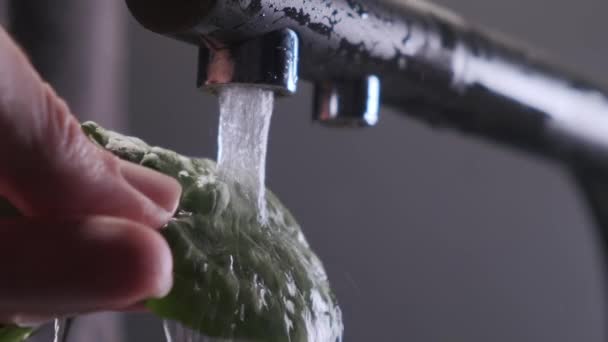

{"left": 123, "top": 0, "right": 608, "bottom": 341}
{"left": 7, "top": 0, "right": 127, "bottom": 129}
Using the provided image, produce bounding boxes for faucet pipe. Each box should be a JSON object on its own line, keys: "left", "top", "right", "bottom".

{"left": 126, "top": 0, "right": 608, "bottom": 173}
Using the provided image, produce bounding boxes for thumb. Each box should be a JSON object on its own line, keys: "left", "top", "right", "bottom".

{"left": 0, "top": 28, "right": 181, "bottom": 226}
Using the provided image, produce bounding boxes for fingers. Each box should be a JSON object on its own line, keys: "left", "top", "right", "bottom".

{"left": 0, "top": 216, "right": 172, "bottom": 324}
{"left": 0, "top": 27, "right": 181, "bottom": 227}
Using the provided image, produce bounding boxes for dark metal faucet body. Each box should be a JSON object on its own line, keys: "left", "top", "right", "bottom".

{"left": 126, "top": 0, "right": 608, "bottom": 174}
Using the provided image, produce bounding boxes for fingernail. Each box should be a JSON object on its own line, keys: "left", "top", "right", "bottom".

{"left": 149, "top": 239, "right": 174, "bottom": 299}
{"left": 119, "top": 161, "right": 181, "bottom": 215}
{"left": 82, "top": 218, "right": 173, "bottom": 305}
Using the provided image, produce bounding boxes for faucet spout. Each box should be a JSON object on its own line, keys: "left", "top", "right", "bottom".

{"left": 197, "top": 29, "right": 299, "bottom": 96}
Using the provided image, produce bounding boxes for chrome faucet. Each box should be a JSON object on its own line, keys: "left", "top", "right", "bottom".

{"left": 124, "top": 0, "right": 608, "bottom": 230}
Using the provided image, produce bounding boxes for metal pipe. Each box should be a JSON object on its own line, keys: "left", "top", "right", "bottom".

{"left": 125, "top": 0, "right": 608, "bottom": 173}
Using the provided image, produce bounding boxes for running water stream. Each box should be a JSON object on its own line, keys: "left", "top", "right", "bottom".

{"left": 164, "top": 85, "right": 275, "bottom": 342}
{"left": 216, "top": 86, "right": 275, "bottom": 224}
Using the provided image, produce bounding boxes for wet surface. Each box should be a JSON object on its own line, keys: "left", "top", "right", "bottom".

{"left": 85, "top": 123, "right": 344, "bottom": 342}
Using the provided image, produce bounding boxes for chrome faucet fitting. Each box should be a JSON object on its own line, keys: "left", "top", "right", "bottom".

{"left": 197, "top": 29, "right": 299, "bottom": 96}
{"left": 313, "top": 76, "right": 381, "bottom": 127}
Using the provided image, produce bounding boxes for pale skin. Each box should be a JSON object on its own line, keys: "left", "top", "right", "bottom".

{"left": 0, "top": 27, "right": 182, "bottom": 326}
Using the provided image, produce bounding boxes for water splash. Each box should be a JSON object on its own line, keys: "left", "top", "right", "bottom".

{"left": 217, "top": 86, "right": 274, "bottom": 224}
{"left": 53, "top": 319, "right": 59, "bottom": 342}
{"left": 163, "top": 320, "right": 202, "bottom": 342}
{"left": 163, "top": 85, "right": 276, "bottom": 342}
{"left": 163, "top": 320, "right": 246, "bottom": 342}
{"left": 163, "top": 320, "right": 174, "bottom": 342}
{"left": 52, "top": 318, "right": 71, "bottom": 342}
{"left": 162, "top": 86, "right": 342, "bottom": 342}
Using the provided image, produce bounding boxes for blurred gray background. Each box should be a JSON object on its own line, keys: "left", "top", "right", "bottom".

{"left": 4, "top": 0, "right": 608, "bottom": 341}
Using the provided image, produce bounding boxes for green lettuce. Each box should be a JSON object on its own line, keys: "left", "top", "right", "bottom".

{"left": 83, "top": 122, "right": 343, "bottom": 342}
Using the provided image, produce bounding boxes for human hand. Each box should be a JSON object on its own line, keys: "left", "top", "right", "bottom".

{"left": 0, "top": 27, "right": 181, "bottom": 326}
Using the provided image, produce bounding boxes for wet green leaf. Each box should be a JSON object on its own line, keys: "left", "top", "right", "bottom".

{"left": 83, "top": 122, "right": 343, "bottom": 342}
